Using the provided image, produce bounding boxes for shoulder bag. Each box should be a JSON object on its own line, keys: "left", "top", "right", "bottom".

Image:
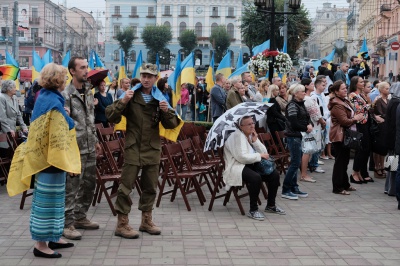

{"left": 343, "top": 128, "right": 363, "bottom": 150}
{"left": 254, "top": 157, "right": 276, "bottom": 176}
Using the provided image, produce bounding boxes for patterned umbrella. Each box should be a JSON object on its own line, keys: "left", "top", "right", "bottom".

{"left": 0, "top": 64, "right": 20, "bottom": 81}
{"left": 203, "top": 102, "right": 272, "bottom": 151}
{"left": 87, "top": 69, "right": 109, "bottom": 87}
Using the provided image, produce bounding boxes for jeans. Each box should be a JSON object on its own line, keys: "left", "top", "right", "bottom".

{"left": 282, "top": 137, "right": 302, "bottom": 194}
{"left": 309, "top": 151, "right": 320, "bottom": 168}
{"left": 176, "top": 104, "right": 188, "bottom": 120}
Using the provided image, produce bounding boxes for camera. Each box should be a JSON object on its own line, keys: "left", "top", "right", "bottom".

{"left": 360, "top": 52, "right": 370, "bottom": 61}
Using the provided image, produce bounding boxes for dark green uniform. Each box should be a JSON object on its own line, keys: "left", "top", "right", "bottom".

{"left": 106, "top": 90, "right": 179, "bottom": 214}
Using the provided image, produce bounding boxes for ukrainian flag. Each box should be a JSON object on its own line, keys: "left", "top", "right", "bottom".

{"left": 252, "top": 40, "right": 270, "bottom": 55}
{"left": 132, "top": 50, "right": 143, "bottom": 79}
{"left": 5, "top": 51, "right": 20, "bottom": 90}
{"left": 88, "top": 50, "right": 95, "bottom": 71}
{"left": 32, "top": 50, "right": 43, "bottom": 82}
{"left": 313, "top": 49, "right": 336, "bottom": 73}
{"left": 180, "top": 52, "right": 196, "bottom": 85}
{"left": 42, "top": 49, "right": 53, "bottom": 65}
{"left": 228, "top": 62, "right": 250, "bottom": 78}
{"left": 7, "top": 88, "right": 81, "bottom": 196}
{"left": 62, "top": 51, "right": 72, "bottom": 84}
{"left": 205, "top": 52, "right": 215, "bottom": 92}
{"left": 118, "top": 49, "right": 127, "bottom": 84}
{"left": 358, "top": 38, "right": 368, "bottom": 68}
{"left": 236, "top": 49, "right": 243, "bottom": 69}
{"left": 167, "top": 53, "right": 182, "bottom": 107}
{"left": 280, "top": 40, "right": 288, "bottom": 84}
{"left": 156, "top": 53, "right": 161, "bottom": 79}
{"left": 216, "top": 51, "right": 232, "bottom": 78}
{"left": 94, "top": 51, "right": 112, "bottom": 85}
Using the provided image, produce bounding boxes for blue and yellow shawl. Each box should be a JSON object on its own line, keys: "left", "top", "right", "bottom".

{"left": 7, "top": 89, "right": 81, "bottom": 196}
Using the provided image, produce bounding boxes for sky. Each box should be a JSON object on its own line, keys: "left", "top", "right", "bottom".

{"left": 59, "top": 0, "right": 351, "bottom": 20}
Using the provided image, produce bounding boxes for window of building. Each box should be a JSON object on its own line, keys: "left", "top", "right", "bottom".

{"left": 212, "top": 7, "right": 219, "bottom": 17}
{"left": 211, "top": 23, "right": 218, "bottom": 33}
{"left": 1, "top": 27, "right": 9, "bottom": 37}
{"left": 180, "top": 6, "right": 187, "bottom": 16}
{"left": 130, "top": 50, "right": 136, "bottom": 62}
{"left": 148, "top": 7, "right": 155, "bottom": 17}
{"left": 179, "top": 22, "right": 187, "bottom": 37}
{"left": 114, "top": 6, "right": 120, "bottom": 16}
{"left": 20, "top": 57, "right": 29, "bottom": 68}
{"left": 195, "top": 22, "right": 202, "bottom": 37}
{"left": 31, "top": 28, "right": 39, "bottom": 41}
{"left": 227, "top": 23, "right": 234, "bottom": 39}
{"left": 2, "top": 7, "right": 8, "bottom": 19}
{"left": 114, "top": 25, "right": 121, "bottom": 36}
{"left": 114, "top": 50, "right": 119, "bottom": 61}
{"left": 327, "top": 13, "right": 329, "bottom": 18}
{"left": 228, "top": 7, "right": 234, "bottom": 17}
{"left": 164, "top": 6, "right": 171, "bottom": 15}
{"left": 130, "top": 25, "right": 137, "bottom": 37}
{"left": 131, "top": 6, "right": 137, "bottom": 16}
{"left": 164, "top": 21, "right": 171, "bottom": 28}
{"left": 31, "top": 7, "right": 38, "bottom": 18}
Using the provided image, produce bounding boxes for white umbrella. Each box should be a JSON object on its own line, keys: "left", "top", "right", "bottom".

{"left": 204, "top": 102, "right": 272, "bottom": 151}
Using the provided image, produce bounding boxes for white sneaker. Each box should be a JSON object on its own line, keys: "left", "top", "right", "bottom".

{"left": 318, "top": 160, "right": 324, "bottom": 165}
{"left": 314, "top": 167, "right": 325, "bottom": 173}
{"left": 320, "top": 156, "right": 329, "bottom": 160}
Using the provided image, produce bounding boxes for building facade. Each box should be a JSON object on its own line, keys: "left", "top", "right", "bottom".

{"left": 104, "top": 0, "right": 245, "bottom": 74}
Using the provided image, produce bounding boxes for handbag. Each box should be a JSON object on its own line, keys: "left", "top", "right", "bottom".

{"left": 300, "top": 131, "right": 320, "bottom": 154}
{"left": 343, "top": 128, "right": 363, "bottom": 150}
{"left": 254, "top": 157, "right": 276, "bottom": 175}
{"left": 384, "top": 154, "right": 399, "bottom": 172}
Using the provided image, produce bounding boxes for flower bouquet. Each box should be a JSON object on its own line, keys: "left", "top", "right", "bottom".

{"left": 249, "top": 49, "right": 293, "bottom": 76}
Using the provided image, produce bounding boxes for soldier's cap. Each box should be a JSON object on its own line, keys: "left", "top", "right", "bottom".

{"left": 321, "top": 59, "right": 329, "bottom": 65}
{"left": 140, "top": 63, "right": 158, "bottom": 76}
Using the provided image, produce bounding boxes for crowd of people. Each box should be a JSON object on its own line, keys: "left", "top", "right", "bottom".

{"left": 1, "top": 53, "right": 400, "bottom": 259}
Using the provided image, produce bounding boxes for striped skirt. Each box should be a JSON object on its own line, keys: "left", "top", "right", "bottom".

{"left": 30, "top": 172, "right": 66, "bottom": 242}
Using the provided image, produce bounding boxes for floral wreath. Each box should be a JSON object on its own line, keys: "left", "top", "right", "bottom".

{"left": 249, "top": 49, "right": 293, "bottom": 75}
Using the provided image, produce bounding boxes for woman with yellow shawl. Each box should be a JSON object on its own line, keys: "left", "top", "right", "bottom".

{"left": 7, "top": 63, "right": 81, "bottom": 258}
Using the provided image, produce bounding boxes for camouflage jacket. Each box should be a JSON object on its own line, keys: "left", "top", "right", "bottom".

{"left": 62, "top": 82, "right": 97, "bottom": 154}
{"left": 105, "top": 91, "right": 179, "bottom": 166}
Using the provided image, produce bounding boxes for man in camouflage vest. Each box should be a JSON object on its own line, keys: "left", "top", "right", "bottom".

{"left": 61, "top": 57, "right": 102, "bottom": 240}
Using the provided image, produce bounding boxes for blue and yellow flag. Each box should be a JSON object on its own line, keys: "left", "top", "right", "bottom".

{"left": 313, "top": 49, "right": 336, "bottom": 73}
{"left": 205, "top": 51, "right": 215, "bottom": 92}
{"left": 229, "top": 62, "right": 250, "bottom": 78}
{"left": 132, "top": 50, "right": 143, "bottom": 79}
{"left": 236, "top": 49, "right": 243, "bottom": 69}
{"left": 216, "top": 51, "right": 231, "bottom": 78}
{"left": 118, "top": 49, "right": 127, "bottom": 84}
{"left": 180, "top": 52, "right": 196, "bottom": 85}
{"left": 88, "top": 50, "right": 95, "bottom": 71}
{"left": 252, "top": 39, "right": 270, "bottom": 55}
{"left": 280, "top": 40, "right": 288, "bottom": 84}
{"left": 42, "top": 49, "right": 53, "bottom": 65}
{"left": 5, "top": 51, "right": 20, "bottom": 90}
{"left": 32, "top": 50, "right": 43, "bottom": 82}
{"left": 167, "top": 53, "right": 182, "bottom": 107}
{"left": 119, "top": 84, "right": 184, "bottom": 142}
{"left": 358, "top": 38, "right": 368, "bottom": 68}
{"left": 62, "top": 50, "right": 72, "bottom": 84}
{"left": 156, "top": 53, "right": 161, "bottom": 79}
{"left": 7, "top": 88, "right": 81, "bottom": 196}
{"left": 94, "top": 51, "right": 112, "bottom": 85}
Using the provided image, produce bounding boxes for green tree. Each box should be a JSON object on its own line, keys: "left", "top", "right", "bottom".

{"left": 209, "top": 25, "right": 231, "bottom": 62}
{"left": 115, "top": 27, "right": 135, "bottom": 66}
{"left": 141, "top": 25, "right": 172, "bottom": 63}
{"left": 179, "top": 29, "right": 198, "bottom": 56}
{"left": 240, "top": 0, "right": 312, "bottom": 58}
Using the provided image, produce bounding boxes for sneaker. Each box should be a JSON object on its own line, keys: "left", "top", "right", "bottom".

{"left": 281, "top": 192, "right": 299, "bottom": 200}
{"left": 320, "top": 156, "right": 329, "bottom": 160}
{"left": 317, "top": 160, "right": 324, "bottom": 165}
{"left": 292, "top": 190, "right": 308, "bottom": 198}
{"left": 63, "top": 225, "right": 82, "bottom": 240}
{"left": 247, "top": 210, "right": 265, "bottom": 221}
{"left": 314, "top": 167, "right": 325, "bottom": 173}
{"left": 74, "top": 218, "right": 99, "bottom": 230}
{"left": 265, "top": 206, "right": 286, "bottom": 215}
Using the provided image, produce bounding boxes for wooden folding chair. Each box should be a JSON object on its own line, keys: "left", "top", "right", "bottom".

{"left": 259, "top": 132, "right": 287, "bottom": 174}
{"left": 0, "top": 134, "right": 11, "bottom": 185}
{"left": 158, "top": 143, "right": 205, "bottom": 211}
{"left": 275, "top": 131, "right": 290, "bottom": 168}
{"left": 97, "top": 127, "right": 118, "bottom": 143}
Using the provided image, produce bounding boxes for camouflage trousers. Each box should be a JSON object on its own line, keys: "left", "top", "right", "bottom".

{"left": 115, "top": 163, "right": 159, "bottom": 215}
{"left": 64, "top": 152, "right": 96, "bottom": 227}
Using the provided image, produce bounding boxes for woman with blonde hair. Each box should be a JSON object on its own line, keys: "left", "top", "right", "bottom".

{"left": 266, "top": 84, "right": 287, "bottom": 142}
{"left": 7, "top": 63, "right": 81, "bottom": 258}
{"left": 226, "top": 76, "right": 244, "bottom": 109}
{"left": 276, "top": 83, "right": 292, "bottom": 115}
{"left": 255, "top": 79, "right": 270, "bottom": 102}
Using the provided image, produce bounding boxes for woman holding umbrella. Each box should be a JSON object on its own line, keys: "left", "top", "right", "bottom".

{"left": 94, "top": 80, "right": 113, "bottom": 127}
{"left": 223, "top": 115, "right": 285, "bottom": 220}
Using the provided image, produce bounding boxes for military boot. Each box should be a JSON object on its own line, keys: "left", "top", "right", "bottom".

{"left": 139, "top": 211, "right": 161, "bottom": 235}
{"left": 114, "top": 213, "right": 140, "bottom": 239}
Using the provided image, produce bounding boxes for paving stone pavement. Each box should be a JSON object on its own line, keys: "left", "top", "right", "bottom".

{"left": 1, "top": 159, "right": 400, "bottom": 265}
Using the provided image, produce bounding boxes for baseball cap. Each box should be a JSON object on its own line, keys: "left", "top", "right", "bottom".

{"left": 140, "top": 63, "right": 158, "bottom": 76}
{"left": 321, "top": 59, "right": 329, "bottom": 65}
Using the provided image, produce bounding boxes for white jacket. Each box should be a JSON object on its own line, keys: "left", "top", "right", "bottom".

{"left": 223, "top": 130, "right": 268, "bottom": 187}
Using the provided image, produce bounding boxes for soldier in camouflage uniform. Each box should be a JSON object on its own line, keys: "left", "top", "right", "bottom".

{"left": 61, "top": 57, "right": 102, "bottom": 240}
{"left": 106, "top": 63, "right": 180, "bottom": 239}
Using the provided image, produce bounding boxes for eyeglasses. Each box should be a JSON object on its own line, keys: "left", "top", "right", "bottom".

{"left": 241, "top": 122, "right": 255, "bottom": 127}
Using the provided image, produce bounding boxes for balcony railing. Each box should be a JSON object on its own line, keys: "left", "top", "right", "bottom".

{"left": 376, "top": 35, "right": 386, "bottom": 44}
{"left": 111, "top": 14, "right": 122, "bottom": 18}
{"left": 197, "top": 37, "right": 209, "bottom": 41}
{"left": 29, "top": 17, "right": 40, "bottom": 24}
{"left": 347, "top": 12, "right": 354, "bottom": 23}
{"left": 129, "top": 14, "right": 139, "bottom": 18}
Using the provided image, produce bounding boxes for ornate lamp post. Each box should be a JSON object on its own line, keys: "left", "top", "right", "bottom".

{"left": 254, "top": 0, "right": 301, "bottom": 81}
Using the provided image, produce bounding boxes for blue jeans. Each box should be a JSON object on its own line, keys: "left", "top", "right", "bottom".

{"left": 176, "top": 104, "right": 188, "bottom": 120}
{"left": 282, "top": 137, "right": 302, "bottom": 194}
{"left": 309, "top": 151, "right": 320, "bottom": 168}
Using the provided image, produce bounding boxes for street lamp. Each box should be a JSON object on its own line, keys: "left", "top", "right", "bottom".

{"left": 254, "top": 0, "right": 301, "bottom": 82}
